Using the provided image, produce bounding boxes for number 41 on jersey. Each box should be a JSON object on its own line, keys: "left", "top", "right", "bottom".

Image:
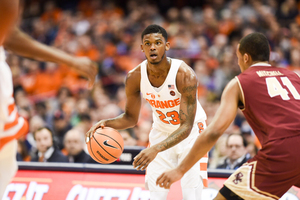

{"left": 266, "top": 77, "right": 300, "bottom": 100}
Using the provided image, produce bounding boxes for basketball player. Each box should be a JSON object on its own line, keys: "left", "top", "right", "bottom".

{"left": 157, "top": 32, "right": 300, "bottom": 200}
{"left": 0, "top": 0, "right": 22, "bottom": 198}
{"left": 87, "top": 24, "right": 208, "bottom": 200}
{"left": 0, "top": 5, "right": 97, "bottom": 198}
{"left": 0, "top": 0, "right": 18, "bottom": 45}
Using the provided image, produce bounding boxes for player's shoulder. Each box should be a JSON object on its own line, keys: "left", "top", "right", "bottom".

{"left": 175, "top": 59, "right": 198, "bottom": 93}
{"left": 125, "top": 63, "right": 142, "bottom": 88}
{"left": 176, "top": 60, "right": 197, "bottom": 82}
{"left": 127, "top": 63, "right": 142, "bottom": 78}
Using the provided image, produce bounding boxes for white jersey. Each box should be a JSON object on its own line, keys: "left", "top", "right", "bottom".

{"left": 140, "top": 58, "right": 207, "bottom": 134}
{"left": 0, "top": 46, "right": 5, "bottom": 61}
{"left": 0, "top": 46, "right": 28, "bottom": 150}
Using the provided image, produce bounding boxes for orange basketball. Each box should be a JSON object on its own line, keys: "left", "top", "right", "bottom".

{"left": 87, "top": 127, "right": 124, "bottom": 164}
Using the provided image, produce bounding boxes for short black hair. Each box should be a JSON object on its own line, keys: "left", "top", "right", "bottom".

{"left": 33, "top": 127, "right": 54, "bottom": 140}
{"left": 239, "top": 32, "right": 270, "bottom": 62}
{"left": 141, "top": 24, "right": 168, "bottom": 41}
{"left": 226, "top": 133, "right": 248, "bottom": 148}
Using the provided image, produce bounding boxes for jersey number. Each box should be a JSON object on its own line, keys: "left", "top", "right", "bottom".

{"left": 266, "top": 77, "right": 300, "bottom": 100}
{"left": 156, "top": 110, "right": 180, "bottom": 125}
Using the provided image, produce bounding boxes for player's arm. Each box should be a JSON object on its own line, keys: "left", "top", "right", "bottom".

{"left": 86, "top": 67, "right": 141, "bottom": 137}
{"left": 155, "top": 63, "right": 198, "bottom": 151}
{"left": 0, "top": 0, "right": 18, "bottom": 45}
{"left": 133, "top": 63, "right": 198, "bottom": 170}
{"left": 156, "top": 78, "right": 241, "bottom": 188}
{"left": 3, "top": 27, "right": 97, "bottom": 87}
{"left": 0, "top": 0, "right": 18, "bottom": 124}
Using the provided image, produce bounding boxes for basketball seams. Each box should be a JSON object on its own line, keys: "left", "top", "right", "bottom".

{"left": 96, "top": 132, "right": 123, "bottom": 151}
{"left": 89, "top": 138, "right": 103, "bottom": 163}
{"left": 87, "top": 128, "right": 124, "bottom": 163}
{"left": 93, "top": 135, "right": 118, "bottom": 159}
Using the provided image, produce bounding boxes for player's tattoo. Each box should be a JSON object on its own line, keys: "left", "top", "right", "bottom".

{"left": 158, "top": 128, "right": 190, "bottom": 150}
{"left": 182, "top": 85, "right": 197, "bottom": 93}
{"left": 156, "top": 83, "right": 197, "bottom": 151}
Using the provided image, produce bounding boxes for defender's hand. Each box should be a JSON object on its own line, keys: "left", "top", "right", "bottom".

{"left": 86, "top": 120, "right": 106, "bottom": 143}
{"left": 133, "top": 147, "right": 159, "bottom": 171}
{"left": 71, "top": 57, "right": 98, "bottom": 88}
{"left": 156, "top": 168, "right": 184, "bottom": 189}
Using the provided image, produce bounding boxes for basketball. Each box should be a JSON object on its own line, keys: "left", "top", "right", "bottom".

{"left": 87, "top": 127, "right": 124, "bottom": 164}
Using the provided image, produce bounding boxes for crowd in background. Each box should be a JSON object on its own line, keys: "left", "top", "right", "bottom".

{"left": 7, "top": 0, "right": 300, "bottom": 167}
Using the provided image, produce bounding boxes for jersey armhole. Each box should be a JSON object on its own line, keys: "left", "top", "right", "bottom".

{"left": 235, "top": 76, "right": 245, "bottom": 111}
{"left": 174, "top": 60, "right": 184, "bottom": 95}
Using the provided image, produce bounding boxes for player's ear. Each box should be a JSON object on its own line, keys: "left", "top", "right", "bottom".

{"left": 141, "top": 44, "right": 144, "bottom": 52}
{"left": 165, "top": 42, "right": 170, "bottom": 51}
{"left": 243, "top": 53, "right": 249, "bottom": 63}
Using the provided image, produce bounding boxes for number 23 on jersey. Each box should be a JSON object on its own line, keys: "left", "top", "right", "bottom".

{"left": 156, "top": 110, "right": 205, "bottom": 134}
{"left": 156, "top": 110, "right": 180, "bottom": 125}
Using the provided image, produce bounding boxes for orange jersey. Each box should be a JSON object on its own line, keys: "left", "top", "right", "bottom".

{"left": 0, "top": 47, "right": 28, "bottom": 150}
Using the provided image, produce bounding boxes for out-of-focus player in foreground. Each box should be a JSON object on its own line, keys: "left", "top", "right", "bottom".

{"left": 0, "top": 0, "right": 97, "bottom": 197}
{"left": 157, "top": 32, "right": 300, "bottom": 200}
{"left": 87, "top": 24, "right": 208, "bottom": 200}
{"left": 0, "top": 0, "right": 21, "bottom": 198}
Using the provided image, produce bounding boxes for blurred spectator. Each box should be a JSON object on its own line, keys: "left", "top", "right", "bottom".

{"left": 247, "top": 142, "right": 258, "bottom": 158}
{"left": 52, "top": 110, "right": 72, "bottom": 149}
{"left": 217, "top": 133, "right": 251, "bottom": 170}
{"left": 26, "top": 115, "right": 46, "bottom": 156}
{"left": 6, "top": 0, "right": 300, "bottom": 167}
{"left": 63, "top": 128, "right": 94, "bottom": 163}
{"left": 208, "top": 134, "right": 227, "bottom": 169}
{"left": 134, "top": 120, "right": 151, "bottom": 147}
{"left": 16, "top": 140, "right": 31, "bottom": 162}
{"left": 74, "top": 113, "right": 93, "bottom": 134}
{"left": 119, "top": 129, "right": 137, "bottom": 147}
{"left": 276, "top": 0, "right": 298, "bottom": 27}
{"left": 31, "top": 127, "right": 68, "bottom": 162}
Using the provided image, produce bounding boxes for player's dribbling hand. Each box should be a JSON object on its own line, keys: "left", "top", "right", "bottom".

{"left": 85, "top": 120, "right": 106, "bottom": 143}
{"left": 156, "top": 168, "right": 184, "bottom": 189}
{"left": 133, "top": 147, "right": 159, "bottom": 171}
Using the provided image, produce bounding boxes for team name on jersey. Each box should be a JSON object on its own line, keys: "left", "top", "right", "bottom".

{"left": 146, "top": 98, "right": 180, "bottom": 109}
{"left": 256, "top": 70, "right": 283, "bottom": 77}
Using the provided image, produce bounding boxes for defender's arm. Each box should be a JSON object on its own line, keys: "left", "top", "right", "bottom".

{"left": 4, "top": 27, "right": 97, "bottom": 87}
{"left": 156, "top": 78, "right": 241, "bottom": 188}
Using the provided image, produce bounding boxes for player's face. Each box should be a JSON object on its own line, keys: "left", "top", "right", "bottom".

{"left": 141, "top": 33, "right": 170, "bottom": 65}
{"left": 227, "top": 135, "right": 246, "bottom": 162}
{"left": 35, "top": 129, "right": 53, "bottom": 153}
